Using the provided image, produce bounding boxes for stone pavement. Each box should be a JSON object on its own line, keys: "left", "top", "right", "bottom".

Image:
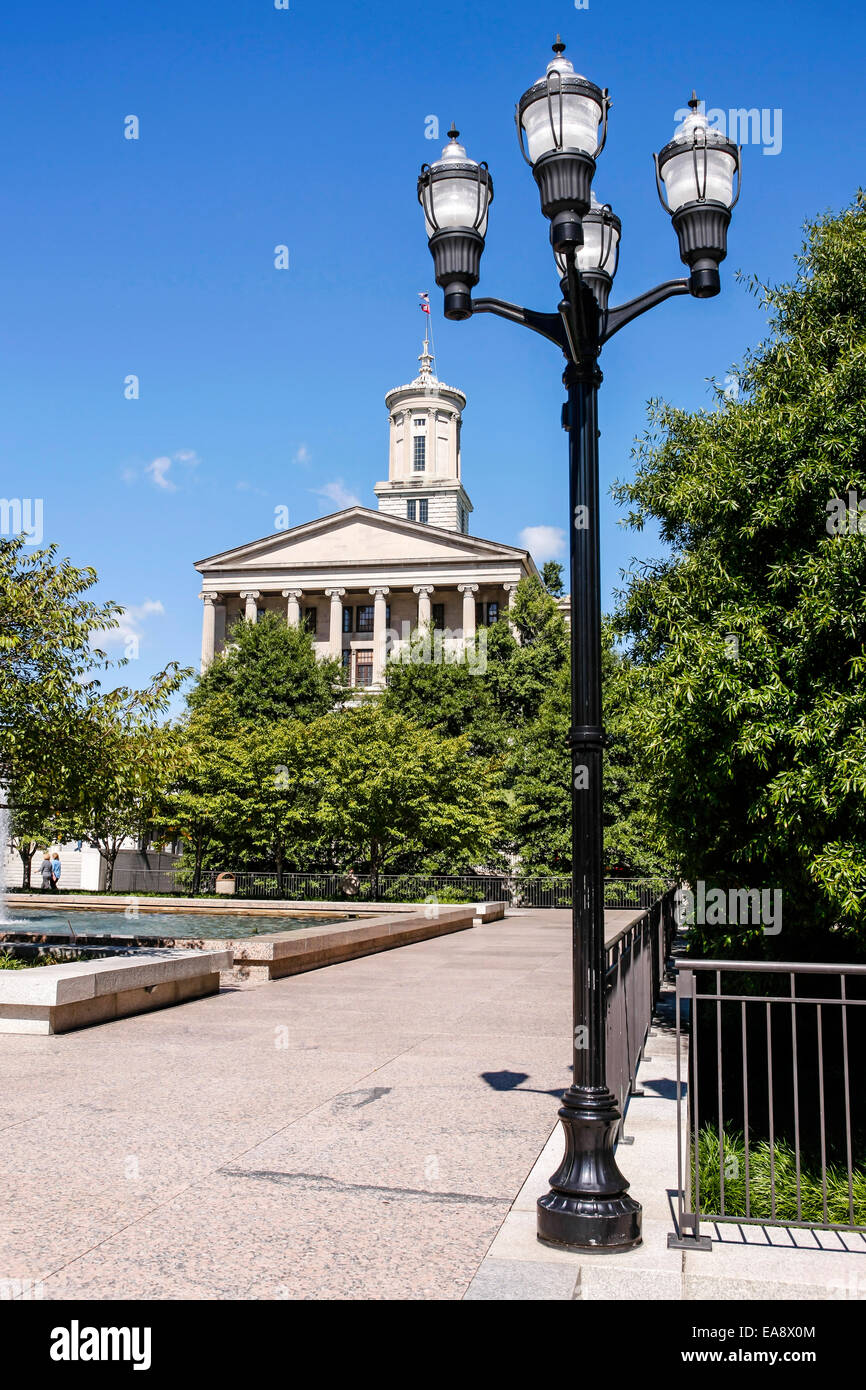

{"left": 5, "top": 906, "right": 860, "bottom": 1301}
{"left": 465, "top": 972, "right": 866, "bottom": 1300}
{"left": 0, "top": 908, "right": 616, "bottom": 1301}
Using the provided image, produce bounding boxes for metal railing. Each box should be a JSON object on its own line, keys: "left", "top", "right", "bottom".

{"left": 671, "top": 959, "right": 866, "bottom": 1246}
{"left": 606, "top": 888, "right": 677, "bottom": 1141}
{"left": 107, "top": 866, "right": 673, "bottom": 908}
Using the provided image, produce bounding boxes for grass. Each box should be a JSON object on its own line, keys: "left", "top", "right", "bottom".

{"left": 695, "top": 1125, "right": 866, "bottom": 1225}
{"left": 0, "top": 950, "right": 85, "bottom": 970}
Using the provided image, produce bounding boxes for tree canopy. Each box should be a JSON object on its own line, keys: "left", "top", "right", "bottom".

{"left": 187, "top": 612, "right": 343, "bottom": 727}
{"left": 613, "top": 194, "right": 866, "bottom": 953}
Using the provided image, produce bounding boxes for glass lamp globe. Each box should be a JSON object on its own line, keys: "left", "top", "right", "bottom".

{"left": 655, "top": 96, "right": 739, "bottom": 212}
{"left": 555, "top": 195, "right": 620, "bottom": 277}
{"left": 419, "top": 127, "right": 493, "bottom": 237}
{"left": 517, "top": 38, "right": 607, "bottom": 164}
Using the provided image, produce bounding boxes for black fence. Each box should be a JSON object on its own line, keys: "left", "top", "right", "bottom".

{"left": 671, "top": 959, "right": 866, "bottom": 1243}
{"left": 107, "top": 866, "right": 674, "bottom": 909}
{"left": 606, "top": 888, "right": 678, "bottom": 1141}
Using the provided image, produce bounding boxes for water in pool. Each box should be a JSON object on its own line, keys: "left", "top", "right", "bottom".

{"left": 0, "top": 907, "right": 351, "bottom": 940}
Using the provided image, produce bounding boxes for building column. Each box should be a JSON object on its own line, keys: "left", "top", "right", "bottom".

{"left": 458, "top": 583, "right": 478, "bottom": 642}
{"left": 370, "top": 586, "right": 390, "bottom": 685}
{"left": 325, "top": 589, "right": 346, "bottom": 657}
{"left": 412, "top": 584, "right": 434, "bottom": 627}
{"left": 241, "top": 591, "right": 260, "bottom": 623}
{"left": 199, "top": 592, "right": 220, "bottom": 671}
{"left": 502, "top": 582, "right": 520, "bottom": 640}
{"left": 282, "top": 589, "right": 303, "bottom": 628}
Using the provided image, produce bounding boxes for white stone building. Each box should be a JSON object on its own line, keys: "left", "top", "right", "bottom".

{"left": 195, "top": 345, "right": 540, "bottom": 688}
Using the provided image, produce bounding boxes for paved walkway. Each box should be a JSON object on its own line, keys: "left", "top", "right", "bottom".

{"left": 466, "top": 970, "right": 866, "bottom": 1300}
{"left": 0, "top": 909, "right": 611, "bottom": 1301}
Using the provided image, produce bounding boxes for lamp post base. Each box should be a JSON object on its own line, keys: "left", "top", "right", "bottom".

{"left": 536, "top": 1086, "right": 642, "bottom": 1252}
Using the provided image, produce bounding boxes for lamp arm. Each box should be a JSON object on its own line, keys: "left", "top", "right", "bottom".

{"left": 602, "top": 279, "right": 690, "bottom": 343}
{"left": 470, "top": 297, "right": 570, "bottom": 354}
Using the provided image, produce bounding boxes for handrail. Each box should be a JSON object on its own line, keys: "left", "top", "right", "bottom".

{"left": 678, "top": 959, "right": 866, "bottom": 976}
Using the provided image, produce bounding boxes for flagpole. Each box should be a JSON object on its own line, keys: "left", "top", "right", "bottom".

{"left": 419, "top": 291, "right": 437, "bottom": 373}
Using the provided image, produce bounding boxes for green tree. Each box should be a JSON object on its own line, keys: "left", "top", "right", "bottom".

{"left": 310, "top": 704, "right": 503, "bottom": 898}
{"left": 7, "top": 799, "right": 51, "bottom": 889}
{"left": 188, "top": 613, "right": 342, "bottom": 727}
{"left": 384, "top": 576, "right": 569, "bottom": 747}
{"left": 542, "top": 560, "right": 565, "bottom": 596}
{"left": 0, "top": 538, "right": 123, "bottom": 811}
{"left": 382, "top": 628, "right": 505, "bottom": 756}
{"left": 213, "top": 720, "right": 327, "bottom": 884}
{"left": 510, "top": 628, "right": 669, "bottom": 878}
{"left": 151, "top": 716, "right": 228, "bottom": 894}
{"left": 613, "top": 194, "right": 866, "bottom": 955}
{"left": 63, "top": 674, "right": 187, "bottom": 890}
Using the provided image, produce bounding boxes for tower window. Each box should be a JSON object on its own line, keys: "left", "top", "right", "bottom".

{"left": 413, "top": 436, "right": 426, "bottom": 471}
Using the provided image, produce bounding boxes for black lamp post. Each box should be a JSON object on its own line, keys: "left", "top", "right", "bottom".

{"left": 417, "top": 42, "right": 741, "bottom": 1252}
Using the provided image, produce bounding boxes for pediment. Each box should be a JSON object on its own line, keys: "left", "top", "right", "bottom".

{"left": 196, "top": 507, "right": 527, "bottom": 573}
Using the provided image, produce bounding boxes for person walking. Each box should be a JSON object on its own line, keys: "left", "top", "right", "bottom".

{"left": 39, "top": 853, "right": 53, "bottom": 892}
{"left": 50, "top": 852, "right": 62, "bottom": 892}
{"left": 340, "top": 866, "right": 360, "bottom": 900}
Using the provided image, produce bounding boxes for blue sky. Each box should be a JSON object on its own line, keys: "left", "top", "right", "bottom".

{"left": 1, "top": 0, "right": 863, "bottom": 697}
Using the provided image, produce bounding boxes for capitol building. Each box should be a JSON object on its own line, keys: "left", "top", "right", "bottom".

{"left": 195, "top": 342, "right": 540, "bottom": 688}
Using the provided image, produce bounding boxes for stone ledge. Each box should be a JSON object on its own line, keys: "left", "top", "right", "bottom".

{"left": 226, "top": 905, "right": 487, "bottom": 981}
{"left": 3, "top": 894, "right": 507, "bottom": 921}
{"left": 0, "top": 948, "right": 233, "bottom": 1035}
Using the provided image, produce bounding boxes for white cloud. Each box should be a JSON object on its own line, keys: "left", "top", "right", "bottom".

{"left": 92, "top": 599, "right": 166, "bottom": 651}
{"left": 141, "top": 450, "right": 200, "bottom": 491}
{"left": 519, "top": 525, "right": 566, "bottom": 563}
{"left": 145, "top": 456, "right": 176, "bottom": 491}
{"left": 294, "top": 444, "right": 311, "bottom": 466}
{"left": 312, "top": 479, "right": 361, "bottom": 509}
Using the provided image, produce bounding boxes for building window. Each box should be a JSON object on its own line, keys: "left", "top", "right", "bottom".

{"left": 413, "top": 417, "right": 426, "bottom": 427}
{"left": 303, "top": 607, "right": 317, "bottom": 634}
{"left": 355, "top": 650, "right": 373, "bottom": 686}
{"left": 432, "top": 603, "right": 445, "bottom": 632}
{"left": 341, "top": 649, "right": 351, "bottom": 674}
{"left": 413, "top": 436, "right": 426, "bottom": 471}
{"left": 418, "top": 498, "right": 429, "bottom": 524}
{"left": 356, "top": 604, "right": 374, "bottom": 633}
{"left": 342, "top": 606, "right": 353, "bottom": 633}
{"left": 475, "top": 601, "right": 500, "bottom": 628}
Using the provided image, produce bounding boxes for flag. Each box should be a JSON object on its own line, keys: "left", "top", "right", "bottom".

{"left": 418, "top": 291, "right": 431, "bottom": 315}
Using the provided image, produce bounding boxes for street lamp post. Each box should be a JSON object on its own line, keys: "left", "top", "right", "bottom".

{"left": 417, "top": 40, "right": 741, "bottom": 1252}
